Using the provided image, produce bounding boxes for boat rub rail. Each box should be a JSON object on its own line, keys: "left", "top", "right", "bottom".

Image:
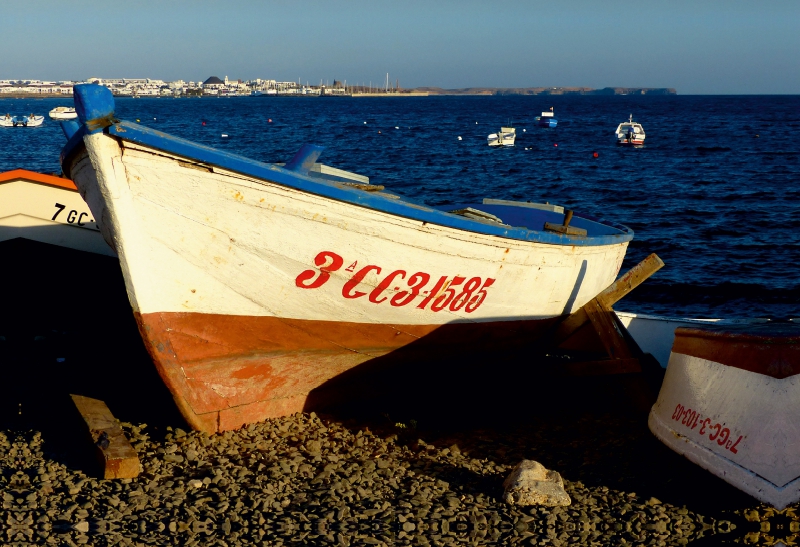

{"left": 61, "top": 120, "right": 632, "bottom": 248}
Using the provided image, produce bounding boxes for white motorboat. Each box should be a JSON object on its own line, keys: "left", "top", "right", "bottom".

{"left": 49, "top": 106, "right": 78, "bottom": 120}
{"left": 0, "top": 114, "right": 44, "bottom": 127}
{"left": 487, "top": 126, "right": 516, "bottom": 147}
{"left": 615, "top": 114, "right": 645, "bottom": 145}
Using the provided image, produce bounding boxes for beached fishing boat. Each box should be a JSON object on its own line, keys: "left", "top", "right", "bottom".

{"left": 49, "top": 106, "right": 78, "bottom": 120}
{"left": 0, "top": 169, "right": 114, "bottom": 256}
{"left": 487, "top": 126, "right": 516, "bottom": 147}
{"left": 649, "top": 322, "right": 800, "bottom": 508}
{"left": 60, "top": 84, "right": 634, "bottom": 432}
{"left": 615, "top": 114, "right": 645, "bottom": 145}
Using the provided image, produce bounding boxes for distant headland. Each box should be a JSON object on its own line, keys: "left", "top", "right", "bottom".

{"left": 410, "top": 86, "right": 677, "bottom": 96}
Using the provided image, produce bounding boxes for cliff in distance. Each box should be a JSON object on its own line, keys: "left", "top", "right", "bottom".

{"left": 412, "top": 86, "right": 677, "bottom": 96}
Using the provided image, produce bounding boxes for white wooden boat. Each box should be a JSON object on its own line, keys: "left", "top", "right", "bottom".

{"left": 649, "top": 322, "right": 800, "bottom": 508}
{"left": 615, "top": 311, "right": 766, "bottom": 368}
{"left": 0, "top": 114, "right": 44, "bottom": 127}
{"left": 615, "top": 114, "right": 645, "bottom": 145}
{"left": 487, "top": 126, "right": 516, "bottom": 146}
{"left": 60, "top": 84, "right": 633, "bottom": 432}
{"left": 49, "top": 106, "right": 78, "bottom": 120}
{"left": 0, "top": 169, "right": 115, "bottom": 256}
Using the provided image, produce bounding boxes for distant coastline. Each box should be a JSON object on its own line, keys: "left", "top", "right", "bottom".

{"left": 411, "top": 86, "right": 677, "bottom": 96}
{"left": 0, "top": 86, "right": 676, "bottom": 100}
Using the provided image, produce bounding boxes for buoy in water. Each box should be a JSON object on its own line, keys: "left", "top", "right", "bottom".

{"left": 395, "top": 126, "right": 399, "bottom": 129}
{"left": 136, "top": 119, "right": 140, "bottom": 122}
{"left": 154, "top": 117, "right": 157, "bottom": 120}
{"left": 202, "top": 121, "right": 206, "bottom": 126}
{"left": 364, "top": 121, "right": 367, "bottom": 124}
{"left": 554, "top": 143, "right": 558, "bottom": 147}
{"left": 378, "top": 131, "right": 381, "bottom": 134}
{"left": 457, "top": 136, "right": 462, "bottom": 140}
{"left": 523, "top": 128, "right": 526, "bottom": 132}
{"left": 592, "top": 151, "right": 599, "bottom": 158}
{"left": 268, "top": 118, "right": 272, "bottom": 123}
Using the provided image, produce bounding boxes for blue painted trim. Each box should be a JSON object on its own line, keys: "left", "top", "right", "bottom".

{"left": 60, "top": 86, "right": 633, "bottom": 247}
{"left": 60, "top": 120, "right": 80, "bottom": 140}
{"left": 74, "top": 84, "right": 114, "bottom": 127}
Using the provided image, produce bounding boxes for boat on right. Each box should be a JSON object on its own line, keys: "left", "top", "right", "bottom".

{"left": 648, "top": 321, "right": 800, "bottom": 509}
{"left": 615, "top": 114, "right": 645, "bottom": 145}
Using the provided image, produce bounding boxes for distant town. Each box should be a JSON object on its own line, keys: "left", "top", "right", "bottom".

{"left": 0, "top": 76, "right": 676, "bottom": 98}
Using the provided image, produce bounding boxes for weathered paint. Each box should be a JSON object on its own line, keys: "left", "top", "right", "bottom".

{"left": 649, "top": 323, "right": 800, "bottom": 508}
{"left": 136, "top": 311, "right": 559, "bottom": 432}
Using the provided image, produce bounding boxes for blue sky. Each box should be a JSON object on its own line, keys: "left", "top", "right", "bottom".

{"left": 2, "top": 0, "right": 797, "bottom": 94}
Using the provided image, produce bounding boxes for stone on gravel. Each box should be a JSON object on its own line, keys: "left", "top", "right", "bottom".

{"left": 502, "top": 460, "right": 571, "bottom": 507}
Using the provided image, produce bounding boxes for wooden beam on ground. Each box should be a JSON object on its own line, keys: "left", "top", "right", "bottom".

{"left": 70, "top": 394, "right": 140, "bottom": 479}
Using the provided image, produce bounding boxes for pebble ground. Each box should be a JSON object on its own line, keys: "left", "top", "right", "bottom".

{"left": 2, "top": 400, "right": 780, "bottom": 547}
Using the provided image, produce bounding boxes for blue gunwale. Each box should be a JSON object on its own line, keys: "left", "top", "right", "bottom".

{"left": 60, "top": 88, "right": 632, "bottom": 247}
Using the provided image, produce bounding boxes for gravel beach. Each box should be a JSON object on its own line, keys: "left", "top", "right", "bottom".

{"left": 1, "top": 388, "right": 782, "bottom": 547}
{"left": 0, "top": 275, "right": 786, "bottom": 546}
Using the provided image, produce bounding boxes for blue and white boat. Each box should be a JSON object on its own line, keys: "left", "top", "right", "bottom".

{"left": 536, "top": 108, "right": 557, "bottom": 128}
{"left": 59, "top": 84, "right": 634, "bottom": 433}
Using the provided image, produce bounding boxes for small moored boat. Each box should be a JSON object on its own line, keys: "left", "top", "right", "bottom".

{"left": 649, "top": 322, "right": 800, "bottom": 508}
{"left": 487, "top": 126, "right": 516, "bottom": 146}
{"left": 536, "top": 108, "right": 557, "bottom": 128}
{"left": 49, "top": 106, "right": 78, "bottom": 120}
{"left": 616, "top": 114, "right": 645, "bottom": 145}
{"left": 0, "top": 114, "right": 44, "bottom": 127}
{"left": 60, "top": 84, "right": 634, "bottom": 433}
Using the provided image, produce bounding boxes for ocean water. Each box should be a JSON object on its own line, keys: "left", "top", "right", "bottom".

{"left": 2, "top": 94, "right": 798, "bottom": 319}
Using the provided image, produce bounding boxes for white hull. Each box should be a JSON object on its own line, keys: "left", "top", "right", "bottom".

{"left": 0, "top": 170, "right": 114, "bottom": 256}
{"left": 0, "top": 116, "right": 44, "bottom": 127}
{"left": 488, "top": 127, "right": 516, "bottom": 147}
{"left": 49, "top": 107, "right": 78, "bottom": 120}
{"left": 649, "top": 325, "right": 800, "bottom": 508}
{"left": 71, "top": 134, "right": 626, "bottom": 322}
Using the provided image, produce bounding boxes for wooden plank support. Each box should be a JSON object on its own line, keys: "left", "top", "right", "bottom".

{"left": 549, "top": 253, "right": 665, "bottom": 347}
{"left": 70, "top": 394, "right": 141, "bottom": 479}
{"left": 583, "top": 298, "right": 634, "bottom": 360}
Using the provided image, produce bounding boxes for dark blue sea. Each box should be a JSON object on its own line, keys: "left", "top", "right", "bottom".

{"left": 2, "top": 95, "right": 798, "bottom": 319}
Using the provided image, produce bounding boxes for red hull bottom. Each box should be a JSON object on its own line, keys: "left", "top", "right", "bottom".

{"left": 136, "top": 312, "right": 557, "bottom": 432}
